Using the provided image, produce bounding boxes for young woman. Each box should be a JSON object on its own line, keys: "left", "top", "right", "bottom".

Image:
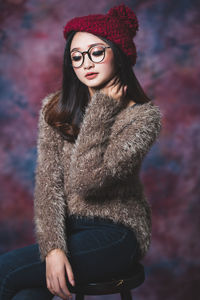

{"left": 0, "top": 4, "right": 162, "bottom": 300}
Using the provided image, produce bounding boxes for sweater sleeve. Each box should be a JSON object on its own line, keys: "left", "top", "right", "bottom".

{"left": 33, "top": 93, "right": 68, "bottom": 262}
{"left": 68, "top": 90, "right": 162, "bottom": 199}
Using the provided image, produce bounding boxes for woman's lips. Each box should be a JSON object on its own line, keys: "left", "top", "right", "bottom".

{"left": 85, "top": 73, "right": 98, "bottom": 79}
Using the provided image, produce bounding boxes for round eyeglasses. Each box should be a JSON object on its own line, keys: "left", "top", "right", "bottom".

{"left": 70, "top": 45, "right": 111, "bottom": 68}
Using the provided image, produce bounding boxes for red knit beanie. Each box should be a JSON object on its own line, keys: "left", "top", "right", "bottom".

{"left": 63, "top": 4, "right": 139, "bottom": 66}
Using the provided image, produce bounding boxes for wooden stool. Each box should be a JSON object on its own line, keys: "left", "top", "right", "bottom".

{"left": 68, "top": 262, "right": 145, "bottom": 300}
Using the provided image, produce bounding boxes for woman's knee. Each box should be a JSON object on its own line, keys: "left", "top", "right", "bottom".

{"left": 0, "top": 244, "right": 46, "bottom": 299}
{"left": 0, "top": 244, "right": 39, "bottom": 280}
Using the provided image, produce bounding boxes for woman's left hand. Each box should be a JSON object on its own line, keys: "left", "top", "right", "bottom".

{"left": 46, "top": 249, "right": 75, "bottom": 299}
{"left": 100, "top": 74, "right": 128, "bottom": 102}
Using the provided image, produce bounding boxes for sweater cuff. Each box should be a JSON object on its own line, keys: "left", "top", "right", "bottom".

{"left": 83, "top": 90, "right": 125, "bottom": 130}
{"left": 37, "top": 237, "right": 69, "bottom": 262}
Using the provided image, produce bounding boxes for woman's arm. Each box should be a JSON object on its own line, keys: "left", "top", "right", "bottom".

{"left": 33, "top": 93, "right": 68, "bottom": 262}
{"left": 68, "top": 90, "right": 162, "bottom": 199}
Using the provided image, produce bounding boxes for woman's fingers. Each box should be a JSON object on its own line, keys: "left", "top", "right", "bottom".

{"left": 100, "top": 73, "right": 127, "bottom": 101}
{"left": 58, "top": 275, "right": 72, "bottom": 299}
{"left": 58, "top": 273, "right": 72, "bottom": 298}
{"left": 46, "top": 277, "right": 55, "bottom": 296}
{"left": 65, "top": 261, "right": 75, "bottom": 287}
{"left": 110, "top": 84, "right": 127, "bottom": 100}
{"left": 50, "top": 274, "right": 71, "bottom": 300}
{"left": 107, "top": 75, "right": 120, "bottom": 89}
{"left": 45, "top": 249, "right": 74, "bottom": 299}
{"left": 51, "top": 277, "right": 61, "bottom": 297}
{"left": 113, "top": 76, "right": 121, "bottom": 90}
{"left": 50, "top": 276, "right": 60, "bottom": 297}
{"left": 109, "top": 75, "right": 119, "bottom": 86}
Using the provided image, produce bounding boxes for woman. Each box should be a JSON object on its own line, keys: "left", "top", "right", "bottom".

{"left": 0, "top": 4, "right": 162, "bottom": 300}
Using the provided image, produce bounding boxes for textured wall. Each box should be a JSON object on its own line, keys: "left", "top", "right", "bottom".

{"left": 0, "top": 0, "right": 199, "bottom": 299}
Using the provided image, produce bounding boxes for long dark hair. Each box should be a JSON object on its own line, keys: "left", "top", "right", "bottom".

{"left": 43, "top": 31, "right": 151, "bottom": 143}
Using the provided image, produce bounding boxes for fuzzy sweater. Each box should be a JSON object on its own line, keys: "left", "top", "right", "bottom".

{"left": 33, "top": 90, "right": 162, "bottom": 262}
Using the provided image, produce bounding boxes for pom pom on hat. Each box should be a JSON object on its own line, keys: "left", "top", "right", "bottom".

{"left": 107, "top": 4, "right": 139, "bottom": 37}
{"left": 63, "top": 4, "right": 139, "bottom": 66}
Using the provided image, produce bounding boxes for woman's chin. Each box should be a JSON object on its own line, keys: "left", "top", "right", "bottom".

{"left": 90, "top": 78, "right": 111, "bottom": 90}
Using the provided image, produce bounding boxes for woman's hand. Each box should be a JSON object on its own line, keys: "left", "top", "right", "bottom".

{"left": 45, "top": 248, "right": 75, "bottom": 299}
{"left": 100, "top": 74, "right": 128, "bottom": 102}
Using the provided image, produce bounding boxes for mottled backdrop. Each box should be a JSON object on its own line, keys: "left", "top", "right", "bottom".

{"left": 0, "top": 0, "right": 199, "bottom": 299}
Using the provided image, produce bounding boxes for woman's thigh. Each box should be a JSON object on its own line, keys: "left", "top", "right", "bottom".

{"left": 0, "top": 243, "right": 53, "bottom": 300}
{"left": 67, "top": 222, "right": 138, "bottom": 284}
{"left": 0, "top": 221, "right": 138, "bottom": 298}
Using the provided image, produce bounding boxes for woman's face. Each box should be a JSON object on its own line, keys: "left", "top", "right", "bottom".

{"left": 70, "top": 32, "right": 117, "bottom": 96}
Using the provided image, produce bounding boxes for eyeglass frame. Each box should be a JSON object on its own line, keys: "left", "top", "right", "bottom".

{"left": 70, "top": 44, "right": 111, "bottom": 68}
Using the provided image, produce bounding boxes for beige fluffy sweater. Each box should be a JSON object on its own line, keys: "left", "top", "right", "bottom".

{"left": 33, "top": 90, "right": 162, "bottom": 262}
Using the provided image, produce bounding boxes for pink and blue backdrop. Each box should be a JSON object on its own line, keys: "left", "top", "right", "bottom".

{"left": 0, "top": 0, "right": 199, "bottom": 299}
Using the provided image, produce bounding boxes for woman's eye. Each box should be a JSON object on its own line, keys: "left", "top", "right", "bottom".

{"left": 92, "top": 50, "right": 104, "bottom": 56}
{"left": 71, "top": 56, "right": 81, "bottom": 61}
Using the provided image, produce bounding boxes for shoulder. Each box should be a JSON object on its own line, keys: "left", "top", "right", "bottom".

{"left": 37, "top": 91, "right": 60, "bottom": 135}
{"left": 134, "top": 101, "right": 162, "bottom": 122}
{"left": 130, "top": 100, "right": 161, "bottom": 114}
{"left": 119, "top": 100, "right": 162, "bottom": 123}
{"left": 112, "top": 100, "right": 162, "bottom": 137}
{"left": 40, "top": 90, "right": 60, "bottom": 111}
{"left": 37, "top": 90, "right": 60, "bottom": 125}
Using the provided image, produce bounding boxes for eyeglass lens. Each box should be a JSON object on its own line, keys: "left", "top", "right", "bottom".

{"left": 71, "top": 46, "right": 106, "bottom": 67}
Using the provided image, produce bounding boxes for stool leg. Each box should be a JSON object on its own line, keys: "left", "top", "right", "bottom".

{"left": 120, "top": 289, "right": 132, "bottom": 300}
{"left": 75, "top": 294, "right": 84, "bottom": 300}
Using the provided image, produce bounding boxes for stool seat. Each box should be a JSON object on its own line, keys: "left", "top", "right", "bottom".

{"left": 68, "top": 262, "right": 145, "bottom": 300}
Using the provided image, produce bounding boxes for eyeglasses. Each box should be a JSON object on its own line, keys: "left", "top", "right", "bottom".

{"left": 70, "top": 44, "right": 111, "bottom": 68}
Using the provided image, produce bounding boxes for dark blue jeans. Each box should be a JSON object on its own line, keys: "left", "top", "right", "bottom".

{"left": 0, "top": 215, "right": 139, "bottom": 299}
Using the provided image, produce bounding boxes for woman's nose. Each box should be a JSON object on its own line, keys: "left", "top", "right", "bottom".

{"left": 83, "top": 53, "right": 94, "bottom": 68}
